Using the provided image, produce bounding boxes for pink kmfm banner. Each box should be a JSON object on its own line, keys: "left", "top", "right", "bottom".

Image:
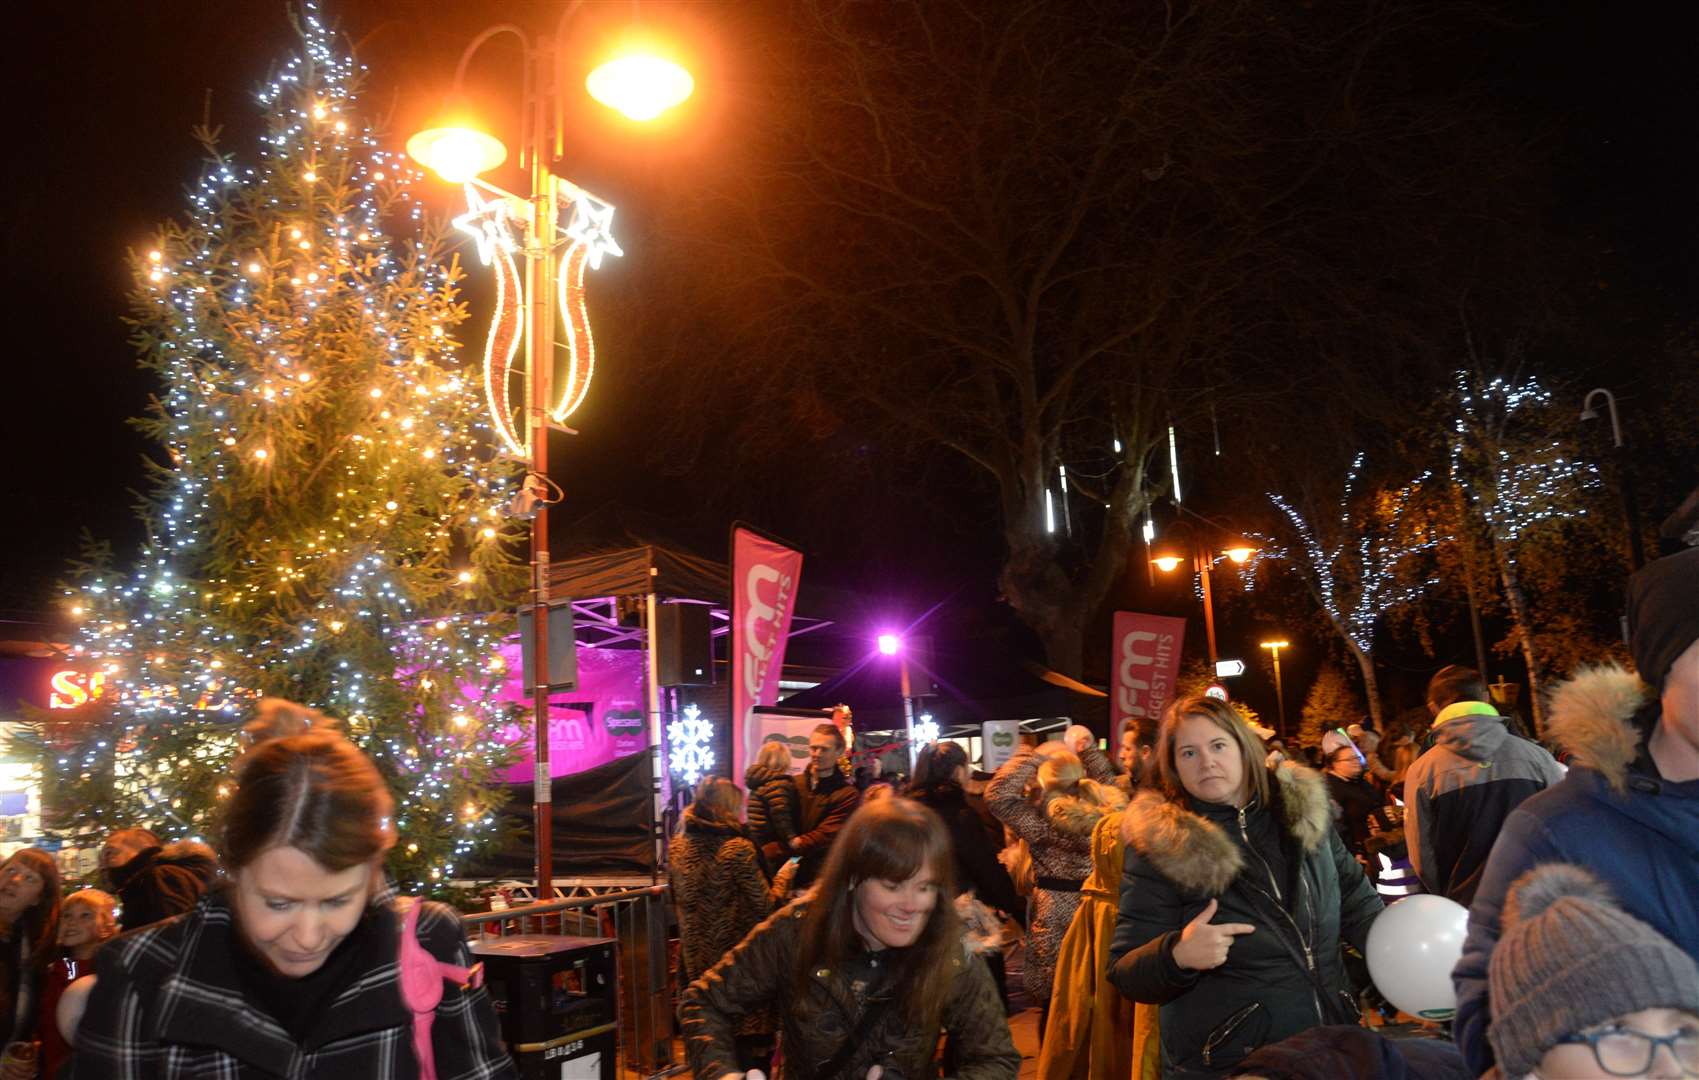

{"left": 731, "top": 527, "right": 804, "bottom": 778}
{"left": 1112, "top": 611, "right": 1186, "bottom": 745}
{"left": 493, "top": 642, "right": 648, "bottom": 783}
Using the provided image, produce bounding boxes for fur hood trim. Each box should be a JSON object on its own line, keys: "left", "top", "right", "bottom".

{"left": 1045, "top": 780, "right": 1128, "bottom": 838}
{"left": 1546, "top": 663, "right": 1651, "bottom": 793}
{"left": 1118, "top": 764, "right": 1331, "bottom": 896}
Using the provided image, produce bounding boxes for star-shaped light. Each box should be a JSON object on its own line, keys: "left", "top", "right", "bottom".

{"left": 453, "top": 185, "right": 519, "bottom": 266}
{"left": 563, "top": 195, "right": 623, "bottom": 270}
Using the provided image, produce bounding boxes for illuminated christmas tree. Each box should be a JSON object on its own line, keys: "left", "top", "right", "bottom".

{"left": 27, "top": 5, "right": 526, "bottom": 892}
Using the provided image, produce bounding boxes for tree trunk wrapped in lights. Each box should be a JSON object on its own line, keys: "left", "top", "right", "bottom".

{"left": 21, "top": 4, "right": 525, "bottom": 894}
{"left": 1447, "top": 364, "right": 1602, "bottom": 735}
{"left": 1264, "top": 454, "right": 1439, "bottom": 730}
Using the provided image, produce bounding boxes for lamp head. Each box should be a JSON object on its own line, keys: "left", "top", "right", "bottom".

{"left": 1222, "top": 544, "right": 1255, "bottom": 565}
{"left": 586, "top": 53, "right": 694, "bottom": 121}
{"left": 1260, "top": 640, "right": 1289, "bottom": 651}
{"left": 406, "top": 124, "right": 508, "bottom": 183}
{"left": 1152, "top": 555, "right": 1184, "bottom": 574}
{"left": 1579, "top": 405, "right": 1598, "bottom": 422}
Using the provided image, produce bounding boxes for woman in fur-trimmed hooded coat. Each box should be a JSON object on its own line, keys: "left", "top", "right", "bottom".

{"left": 1107, "top": 698, "right": 1382, "bottom": 1079}
{"left": 986, "top": 744, "right": 1125, "bottom": 1013}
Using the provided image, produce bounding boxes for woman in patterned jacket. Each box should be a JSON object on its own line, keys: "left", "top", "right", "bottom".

{"left": 72, "top": 700, "right": 515, "bottom": 1079}
{"left": 987, "top": 734, "right": 1125, "bottom": 1042}
{"left": 669, "top": 778, "right": 774, "bottom": 1073}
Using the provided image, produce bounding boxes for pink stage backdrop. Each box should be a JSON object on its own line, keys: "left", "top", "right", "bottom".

{"left": 493, "top": 641, "right": 648, "bottom": 783}
{"left": 1111, "top": 611, "right": 1187, "bottom": 746}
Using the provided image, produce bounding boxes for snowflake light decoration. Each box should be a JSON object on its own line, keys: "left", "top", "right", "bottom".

{"left": 911, "top": 713, "right": 940, "bottom": 748}
{"left": 668, "top": 703, "right": 715, "bottom": 786}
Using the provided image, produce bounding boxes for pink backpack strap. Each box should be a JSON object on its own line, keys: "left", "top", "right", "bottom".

{"left": 397, "top": 899, "right": 485, "bottom": 1080}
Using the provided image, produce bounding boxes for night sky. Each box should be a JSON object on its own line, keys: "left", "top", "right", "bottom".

{"left": 4, "top": 2, "right": 1694, "bottom": 718}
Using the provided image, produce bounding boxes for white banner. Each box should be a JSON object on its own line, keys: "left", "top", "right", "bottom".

{"left": 745, "top": 713, "right": 818, "bottom": 776}
{"left": 981, "top": 720, "right": 1021, "bottom": 773}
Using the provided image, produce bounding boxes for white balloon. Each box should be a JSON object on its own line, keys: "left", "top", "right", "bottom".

{"left": 1365, "top": 894, "right": 1469, "bottom": 1019}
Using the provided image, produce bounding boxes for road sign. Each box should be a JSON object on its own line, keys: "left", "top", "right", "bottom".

{"left": 1215, "top": 659, "right": 1246, "bottom": 678}
{"left": 1205, "top": 683, "right": 1230, "bottom": 702}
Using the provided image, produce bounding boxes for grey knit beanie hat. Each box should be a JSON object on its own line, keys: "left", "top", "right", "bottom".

{"left": 1488, "top": 863, "right": 1699, "bottom": 1076}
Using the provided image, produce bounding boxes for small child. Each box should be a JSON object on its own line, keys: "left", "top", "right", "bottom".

{"left": 40, "top": 889, "right": 119, "bottom": 1076}
{"left": 742, "top": 740, "right": 801, "bottom": 872}
{"left": 1487, "top": 863, "right": 1698, "bottom": 1079}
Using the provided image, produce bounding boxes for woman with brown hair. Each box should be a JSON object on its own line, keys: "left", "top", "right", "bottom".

{"left": 71, "top": 699, "right": 515, "bottom": 1079}
{"left": 669, "top": 778, "right": 774, "bottom": 1073}
{"left": 0, "top": 847, "right": 61, "bottom": 1073}
{"left": 679, "top": 797, "right": 1018, "bottom": 1080}
{"left": 1108, "top": 696, "right": 1383, "bottom": 1078}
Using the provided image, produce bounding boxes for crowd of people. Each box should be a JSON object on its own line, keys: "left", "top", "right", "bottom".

{"left": 0, "top": 699, "right": 516, "bottom": 1079}
{"left": 673, "top": 545, "right": 1698, "bottom": 1080}
{"left": 0, "top": 547, "right": 1685, "bottom": 1078}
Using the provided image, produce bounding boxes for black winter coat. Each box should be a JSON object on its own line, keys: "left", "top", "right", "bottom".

{"left": 909, "top": 780, "right": 1024, "bottom": 923}
{"left": 743, "top": 762, "right": 801, "bottom": 867}
{"left": 1108, "top": 764, "right": 1384, "bottom": 1079}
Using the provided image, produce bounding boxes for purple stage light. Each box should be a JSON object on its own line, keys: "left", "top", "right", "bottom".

{"left": 876, "top": 633, "right": 902, "bottom": 656}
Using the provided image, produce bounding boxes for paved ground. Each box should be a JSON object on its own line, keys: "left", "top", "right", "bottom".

{"left": 1010, "top": 1006, "right": 1041, "bottom": 1078}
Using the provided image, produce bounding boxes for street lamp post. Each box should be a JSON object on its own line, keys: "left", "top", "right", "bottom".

{"left": 1152, "top": 524, "right": 1254, "bottom": 669}
{"left": 1581, "top": 387, "right": 1644, "bottom": 571}
{"left": 409, "top": 11, "right": 691, "bottom": 899}
{"left": 1260, "top": 640, "right": 1289, "bottom": 739}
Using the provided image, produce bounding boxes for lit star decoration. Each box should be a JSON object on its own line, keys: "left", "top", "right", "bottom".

{"left": 563, "top": 194, "right": 623, "bottom": 270}
{"left": 454, "top": 186, "right": 528, "bottom": 456}
{"left": 457, "top": 181, "right": 619, "bottom": 457}
{"left": 23, "top": 3, "right": 526, "bottom": 896}
{"left": 667, "top": 703, "right": 714, "bottom": 786}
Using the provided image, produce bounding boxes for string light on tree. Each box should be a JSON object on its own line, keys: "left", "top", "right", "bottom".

{"left": 1447, "top": 368, "right": 1599, "bottom": 731}
{"left": 667, "top": 703, "right": 714, "bottom": 786}
{"left": 1264, "top": 453, "right": 1438, "bottom": 728}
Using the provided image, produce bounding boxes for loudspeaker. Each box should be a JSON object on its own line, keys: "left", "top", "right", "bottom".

{"left": 518, "top": 602, "right": 578, "bottom": 692}
{"left": 655, "top": 602, "right": 713, "bottom": 686}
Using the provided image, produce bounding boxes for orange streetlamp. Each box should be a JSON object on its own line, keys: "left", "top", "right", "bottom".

{"left": 1150, "top": 523, "right": 1256, "bottom": 668}
{"left": 408, "top": 7, "right": 692, "bottom": 900}
{"left": 1261, "top": 639, "right": 1290, "bottom": 738}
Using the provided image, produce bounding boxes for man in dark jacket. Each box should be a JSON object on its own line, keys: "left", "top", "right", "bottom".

{"left": 1319, "top": 729, "right": 1390, "bottom": 859}
{"left": 1402, "top": 665, "right": 1563, "bottom": 905}
{"left": 101, "top": 828, "right": 221, "bottom": 932}
{"left": 790, "top": 724, "right": 861, "bottom": 891}
{"left": 1452, "top": 548, "right": 1699, "bottom": 1076}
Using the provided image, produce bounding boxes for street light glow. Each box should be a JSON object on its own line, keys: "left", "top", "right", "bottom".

{"left": 1223, "top": 545, "right": 1255, "bottom": 564}
{"left": 586, "top": 54, "right": 694, "bottom": 121}
{"left": 1152, "top": 555, "right": 1184, "bottom": 573}
{"left": 405, "top": 125, "right": 508, "bottom": 183}
{"left": 877, "top": 633, "right": 902, "bottom": 656}
{"left": 1260, "top": 640, "right": 1289, "bottom": 650}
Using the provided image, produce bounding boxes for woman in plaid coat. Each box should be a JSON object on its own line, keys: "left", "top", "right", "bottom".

{"left": 70, "top": 701, "right": 515, "bottom": 1080}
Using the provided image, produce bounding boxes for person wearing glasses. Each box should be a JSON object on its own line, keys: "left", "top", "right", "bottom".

{"left": 1486, "top": 862, "right": 1697, "bottom": 1080}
